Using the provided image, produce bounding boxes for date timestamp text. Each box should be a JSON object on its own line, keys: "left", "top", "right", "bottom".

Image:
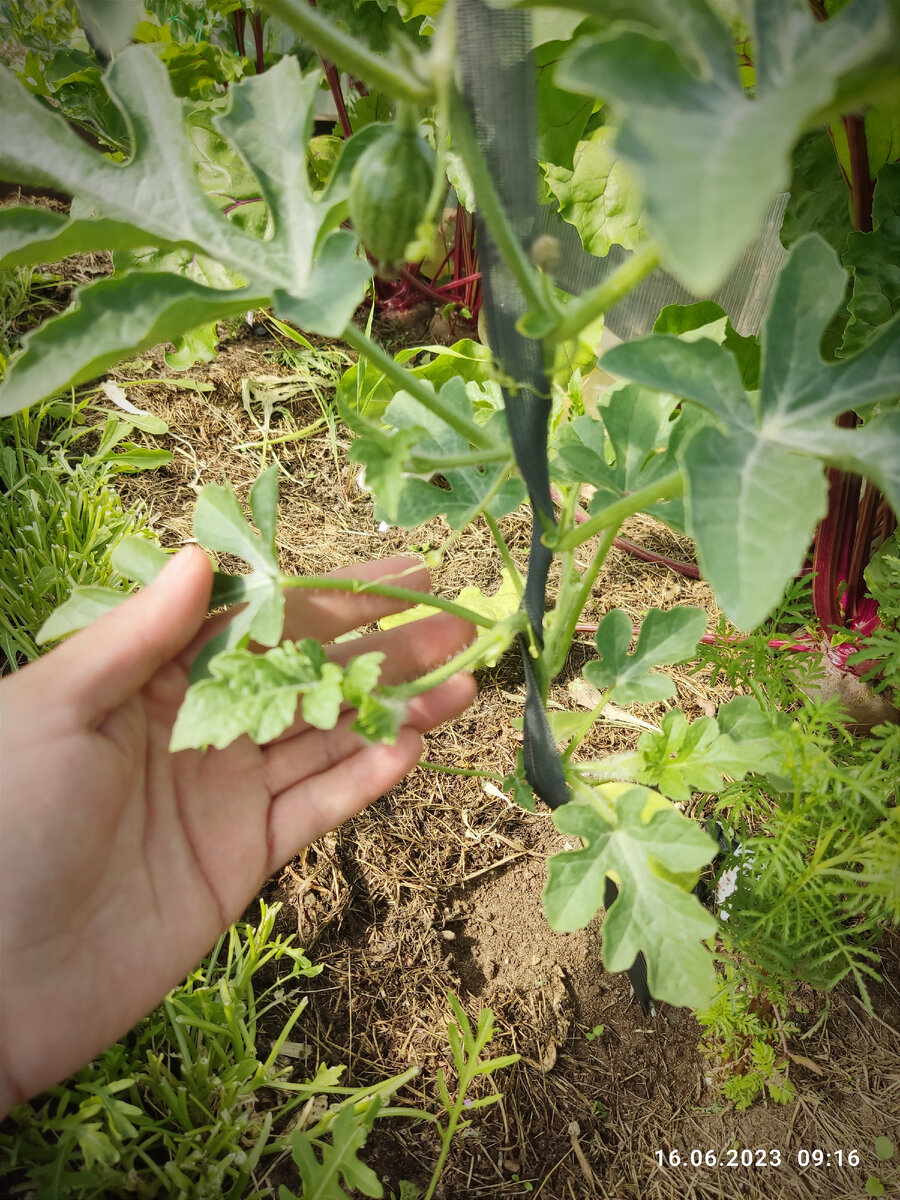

{"left": 655, "top": 1149, "right": 861, "bottom": 1168}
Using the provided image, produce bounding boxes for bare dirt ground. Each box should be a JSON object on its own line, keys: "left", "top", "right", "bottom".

{"left": 103, "top": 319, "right": 900, "bottom": 1200}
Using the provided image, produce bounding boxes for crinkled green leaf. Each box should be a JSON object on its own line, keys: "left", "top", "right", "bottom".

{"left": 170, "top": 638, "right": 387, "bottom": 753}
{"left": 557, "top": 0, "right": 892, "bottom": 292}
{"left": 840, "top": 163, "right": 900, "bottom": 356}
{"left": 653, "top": 301, "right": 761, "bottom": 391}
{"left": 780, "top": 129, "right": 853, "bottom": 256}
{"left": 543, "top": 126, "right": 645, "bottom": 257}
{"left": 189, "top": 477, "right": 286, "bottom": 678}
{"left": 0, "top": 273, "right": 264, "bottom": 419}
{"left": 584, "top": 606, "right": 707, "bottom": 704}
{"left": 550, "top": 382, "right": 692, "bottom": 531}
{"left": 351, "top": 692, "right": 405, "bottom": 744}
{"left": 535, "top": 37, "right": 594, "bottom": 170}
{"left": 164, "top": 322, "right": 220, "bottom": 371}
{"left": 342, "top": 652, "right": 388, "bottom": 707}
{"left": 544, "top": 785, "right": 718, "bottom": 1008}
{"left": 603, "top": 234, "right": 900, "bottom": 629}
{"left": 863, "top": 530, "right": 900, "bottom": 618}
{"left": 0, "top": 50, "right": 371, "bottom": 412}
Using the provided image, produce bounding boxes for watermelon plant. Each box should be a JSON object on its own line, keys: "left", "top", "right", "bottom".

{"left": 1, "top": 0, "right": 898, "bottom": 1014}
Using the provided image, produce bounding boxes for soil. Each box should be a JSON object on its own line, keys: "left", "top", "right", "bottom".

{"left": 3, "top": 207, "right": 899, "bottom": 1198}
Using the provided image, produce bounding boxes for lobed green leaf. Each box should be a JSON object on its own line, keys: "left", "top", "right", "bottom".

{"left": 603, "top": 234, "right": 900, "bottom": 629}
{"left": 544, "top": 784, "right": 718, "bottom": 1009}
{"left": 584, "top": 606, "right": 707, "bottom": 704}
{"left": 556, "top": 0, "right": 893, "bottom": 292}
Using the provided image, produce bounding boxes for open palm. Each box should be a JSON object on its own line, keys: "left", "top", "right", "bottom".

{"left": 0, "top": 547, "right": 475, "bottom": 1113}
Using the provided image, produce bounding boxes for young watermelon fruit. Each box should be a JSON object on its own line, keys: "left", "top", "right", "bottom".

{"left": 348, "top": 116, "right": 435, "bottom": 271}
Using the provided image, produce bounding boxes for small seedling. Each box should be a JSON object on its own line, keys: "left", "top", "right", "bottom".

{"left": 423, "top": 993, "right": 519, "bottom": 1200}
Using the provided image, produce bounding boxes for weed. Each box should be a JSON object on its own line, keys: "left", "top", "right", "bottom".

{"left": 697, "top": 966, "right": 797, "bottom": 1111}
{"left": 0, "top": 390, "right": 168, "bottom": 670}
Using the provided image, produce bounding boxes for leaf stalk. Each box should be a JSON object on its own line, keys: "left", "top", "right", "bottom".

{"left": 551, "top": 471, "right": 685, "bottom": 553}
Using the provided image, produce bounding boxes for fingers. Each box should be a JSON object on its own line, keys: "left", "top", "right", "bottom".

{"left": 266, "top": 729, "right": 424, "bottom": 870}
{"left": 263, "top": 672, "right": 477, "bottom": 795}
{"left": 26, "top": 546, "right": 213, "bottom": 726}
{"left": 264, "top": 672, "right": 476, "bottom": 870}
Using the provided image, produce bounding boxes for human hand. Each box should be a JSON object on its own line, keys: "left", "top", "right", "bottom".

{"left": 0, "top": 547, "right": 476, "bottom": 1115}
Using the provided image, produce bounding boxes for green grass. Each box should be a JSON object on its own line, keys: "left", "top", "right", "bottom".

{"left": 0, "top": 900, "right": 422, "bottom": 1200}
{"left": 0, "top": 398, "right": 159, "bottom": 671}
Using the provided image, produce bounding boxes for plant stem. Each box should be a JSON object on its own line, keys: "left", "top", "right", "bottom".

{"left": 552, "top": 470, "right": 684, "bottom": 552}
{"left": 843, "top": 113, "right": 875, "bottom": 233}
{"left": 383, "top": 611, "right": 527, "bottom": 699}
{"left": 483, "top": 512, "right": 524, "bottom": 599}
{"left": 279, "top": 573, "right": 496, "bottom": 628}
{"left": 543, "top": 525, "right": 618, "bottom": 680}
{"left": 340, "top": 322, "right": 495, "bottom": 449}
{"left": 417, "top": 760, "right": 506, "bottom": 782}
{"left": 251, "top": 10, "right": 266, "bottom": 75}
{"left": 447, "top": 86, "right": 553, "bottom": 321}
{"left": 406, "top": 447, "right": 512, "bottom": 472}
{"left": 258, "top": 0, "right": 434, "bottom": 104}
{"left": 562, "top": 688, "right": 614, "bottom": 761}
{"left": 552, "top": 244, "right": 660, "bottom": 343}
{"left": 234, "top": 419, "right": 327, "bottom": 450}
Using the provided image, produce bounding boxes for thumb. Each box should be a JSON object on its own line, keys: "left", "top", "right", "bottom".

{"left": 49, "top": 545, "right": 213, "bottom": 721}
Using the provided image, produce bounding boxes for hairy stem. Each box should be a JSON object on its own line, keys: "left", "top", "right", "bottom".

{"left": 383, "top": 611, "right": 527, "bottom": 700}
{"left": 543, "top": 525, "right": 618, "bottom": 680}
{"left": 279, "top": 573, "right": 496, "bottom": 628}
{"left": 406, "top": 447, "right": 512, "bottom": 472}
{"left": 552, "top": 244, "right": 660, "bottom": 343}
{"left": 417, "top": 760, "right": 506, "bottom": 782}
{"left": 483, "top": 512, "right": 525, "bottom": 599}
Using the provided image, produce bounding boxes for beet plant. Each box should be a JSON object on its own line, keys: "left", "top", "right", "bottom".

{"left": 1, "top": 0, "right": 898, "bottom": 1014}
